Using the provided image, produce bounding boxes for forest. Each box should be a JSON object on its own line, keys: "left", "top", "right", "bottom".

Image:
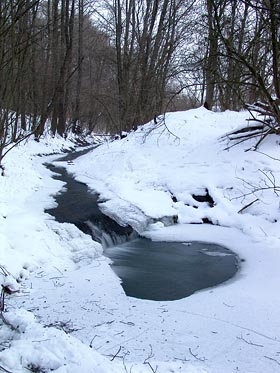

{"left": 0, "top": 1, "right": 279, "bottom": 151}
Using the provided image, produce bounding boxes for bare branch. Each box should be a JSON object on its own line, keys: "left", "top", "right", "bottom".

{"left": 237, "top": 334, "right": 264, "bottom": 347}
{"left": 0, "top": 365, "right": 12, "bottom": 373}
{"left": 144, "top": 345, "right": 158, "bottom": 373}
{"left": 254, "top": 151, "right": 280, "bottom": 162}
{"left": 188, "top": 346, "right": 207, "bottom": 362}
{"left": 238, "top": 198, "right": 259, "bottom": 214}
{"left": 264, "top": 355, "right": 280, "bottom": 366}
{"left": 111, "top": 346, "right": 122, "bottom": 361}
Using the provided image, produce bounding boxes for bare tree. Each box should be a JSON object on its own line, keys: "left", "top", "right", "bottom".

{"left": 204, "top": 0, "right": 220, "bottom": 109}
{"left": 105, "top": 0, "right": 195, "bottom": 133}
{"left": 0, "top": 0, "right": 41, "bottom": 170}
{"left": 210, "top": 0, "right": 280, "bottom": 145}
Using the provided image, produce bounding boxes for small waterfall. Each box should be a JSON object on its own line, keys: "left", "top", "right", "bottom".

{"left": 45, "top": 161, "right": 137, "bottom": 249}
{"left": 84, "top": 220, "right": 136, "bottom": 248}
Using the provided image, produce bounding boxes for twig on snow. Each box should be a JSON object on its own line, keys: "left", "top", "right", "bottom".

{"left": 44, "top": 320, "right": 80, "bottom": 334}
{"left": 237, "top": 334, "right": 264, "bottom": 347}
{"left": 0, "top": 365, "right": 12, "bottom": 373}
{"left": 254, "top": 150, "right": 280, "bottom": 162}
{"left": 0, "top": 266, "right": 10, "bottom": 277}
{"left": 120, "top": 321, "right": 135, "bottom": 326}
{"left": 144, "top": 361, "right": 158, "bottom": 373}
{"left": 223, "top": 302, "right": 235, "bottom": 308}
{"left": 238, "top": 198, "right": 259, "bottom": 214}
{"left": 0, "top": 288, "right": 4, "bottom": 312}
{"left": 174, "top": 357, "right": 191, "bottom": 362}
{"left": 89, "top": 334, "right": 99, "bottom": 348}
{"left": 189, "top": 346, "right": 207, "bottom": 362}
{"left": 264, "top": 355, "right": 280, "bottom": 366}
{"left": 121, "top": 349, "right": 131, "bottom": 373}
{"left": 111, "top": 346, "right": 122, "bottom": 361}
{"left": 93, "top": 320, "right": 114, "bottom": 328}
{"left": 144, "top": 344, "right": 158, "bottom": 372}
{"left": 114, "top": 330, "right": 124, "bottom": 336}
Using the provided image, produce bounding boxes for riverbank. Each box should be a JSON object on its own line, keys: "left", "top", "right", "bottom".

{"left": 1, "top": 108, "right": 280, "bottom": 372}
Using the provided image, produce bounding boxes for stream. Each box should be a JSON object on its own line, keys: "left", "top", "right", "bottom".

{"left": 45, "top": 148, "right": 239, "bottom": 301}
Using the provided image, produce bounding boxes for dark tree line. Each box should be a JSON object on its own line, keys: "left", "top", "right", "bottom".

{"left": 111, "top": 0, "right": 194, "bottom": 132}
{"left": 203, "top": 0, "right": 280, "bottom": 146}
{"left": 0, "top": 0, "right": 280, "bottom": 166}
{"left": 0, "top": 0, "right": 116, "bottom": 165}
{"left": 206, "top": 0, "right": 280, "bottom": 112}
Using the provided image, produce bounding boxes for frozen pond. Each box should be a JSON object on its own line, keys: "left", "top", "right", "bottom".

{"left": 106, "top": 238, "right": 239, "bottom": 301}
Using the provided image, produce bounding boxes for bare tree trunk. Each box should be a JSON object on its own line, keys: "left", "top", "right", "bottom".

{"left": 73, "top": 0, "right": 84, "bottom": 132}
{"left": 205, "top": 0, "right": 219, "bottom": 110}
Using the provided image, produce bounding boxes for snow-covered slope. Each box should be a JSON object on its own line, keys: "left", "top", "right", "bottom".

{"left": 70, "top": 107, "right": 280, "bottom": 242}
{"left": 1, "top": 108, "right": 280, "bottom": 372}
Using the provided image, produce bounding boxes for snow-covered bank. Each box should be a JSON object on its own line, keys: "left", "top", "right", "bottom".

{"left": 0, "top": 134, "right": 102, "bottom": 278}
{"left": 0, "top": 134, "right": 109, "bottom": 372}
{"left": 1, "top": 108, "right": 280, "bottom": 372}
{"left": 68, "top": 108, "right": 280, "bottom": 243}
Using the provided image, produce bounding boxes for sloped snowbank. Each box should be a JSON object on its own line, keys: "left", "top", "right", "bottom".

{"left": 68, "top": 107, "right": 280, "bottom": 244}
{"left": 0, "top": 134, "right": 102, "bottom": 280}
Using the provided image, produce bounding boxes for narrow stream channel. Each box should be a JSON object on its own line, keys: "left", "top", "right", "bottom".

{"left": 45, "top": 148, "right": 240, "bottom": 301}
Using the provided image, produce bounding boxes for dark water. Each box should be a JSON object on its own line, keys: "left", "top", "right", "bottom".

{"left": 54, "top": 145, "right": 99, "bottom": 162}
{"left": 45, "top": 162, "right": 134, "bottom": 247}
{"left": 106, "top": 239, "right": 239, "bottom": 301}
{"left": 45, "top": 149, "right": 239, "bottom": 301}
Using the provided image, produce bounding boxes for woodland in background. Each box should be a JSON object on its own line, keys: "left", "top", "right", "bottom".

{"left": 0, "top": 0, "right": 279, "bottom": 160}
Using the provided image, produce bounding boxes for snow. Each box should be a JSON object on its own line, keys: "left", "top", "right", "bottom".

{"left": 1, "top": 108, "right": 280, "bottom": 372}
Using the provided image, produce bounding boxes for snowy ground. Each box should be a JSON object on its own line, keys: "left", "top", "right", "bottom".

{"left": 1, "top": 108, "right": 280, "bottom": 372}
